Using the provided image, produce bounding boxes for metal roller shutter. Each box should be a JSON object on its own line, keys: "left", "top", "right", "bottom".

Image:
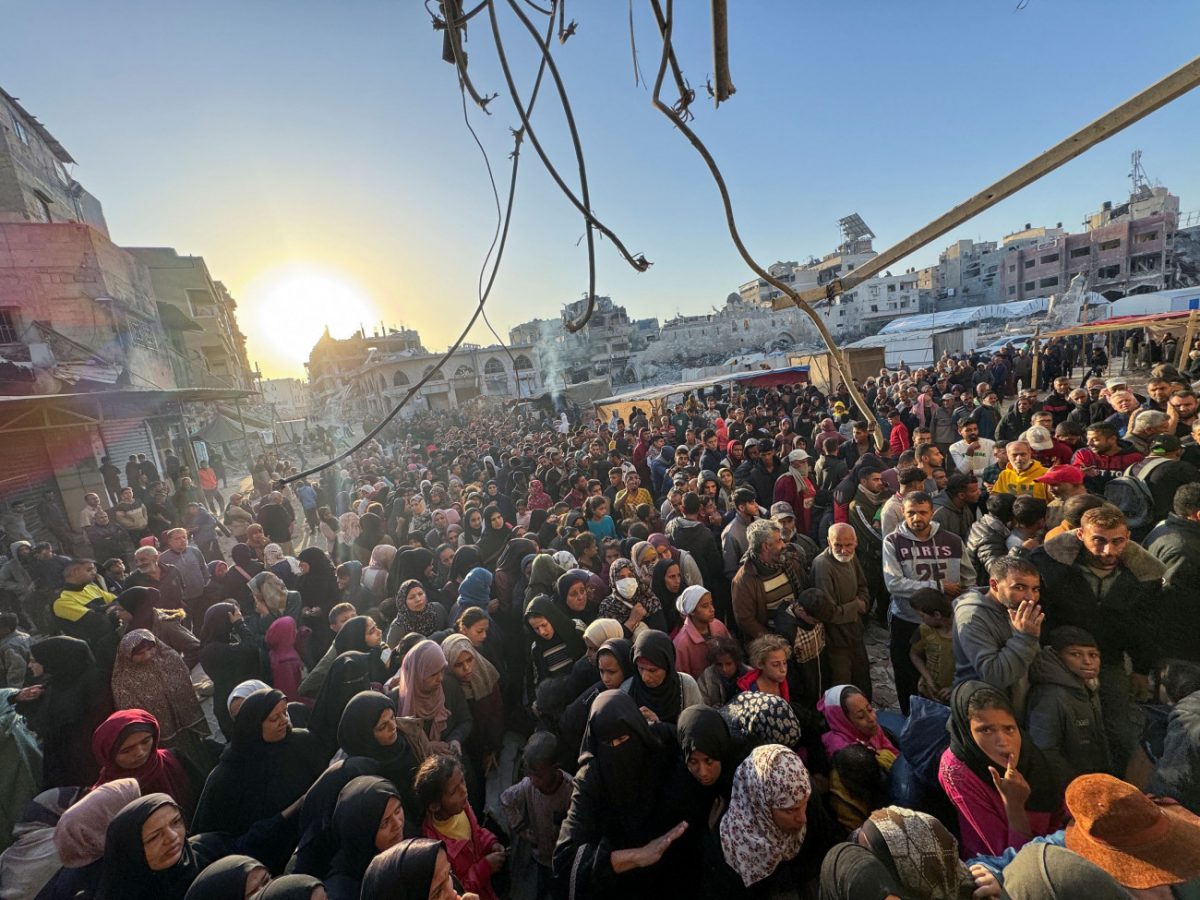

{"left": 100, "top": 419, "right": 156, "bottom": 488}
{"left": 0, "top": 433, "right": 57, "bottom": 543}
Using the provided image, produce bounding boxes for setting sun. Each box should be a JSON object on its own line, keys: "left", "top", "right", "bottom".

{"left": 243, "top": 264, "right": 378, "bottom": 374}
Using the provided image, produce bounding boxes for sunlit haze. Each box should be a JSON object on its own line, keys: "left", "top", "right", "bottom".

{"left": 243, "top": 265, "right": 378, "bottom": 375}
{"left": 4, "top": 1, "right": 1199, "bottom": 378}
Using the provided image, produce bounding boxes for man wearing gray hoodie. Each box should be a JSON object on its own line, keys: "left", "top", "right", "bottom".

{"left": 951, "top": 555, "right": 1043, "bottom": 714}
{"left": 883, "top": 492, "right": 974, "bottom": 713}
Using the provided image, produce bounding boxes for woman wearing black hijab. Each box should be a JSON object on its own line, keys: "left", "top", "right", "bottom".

{"left": 361, "top": 837, "right": 461, "bottom": 900}
{"left": 524, "top": 595, "right": 586, "bottom": 687}
{"left": 650, "top": 557, "right": 685, "bottom": 634}
{"left": 95, "top": 794, "right": 229, "bottom": 900}
{"left": 331, "top": 616, "right": 393, "bottom": 683}
{"left": 385, "top": 547, "right": 440, "bottom": 604}
{"left": 475, "top": 505, "right": 514, "bottom": 570}
{"left": 17, "top": 636, "right": 112, "bottom": 789}
{"left": 444, "top": 545, "right": 481, "bottom": 597}
{"left": 256, "top": 874, "right": 325, "bottom": 899}
{"left": 554, "top": 690, "right": 688, "bottom": 900}
{"left": 297, "top": 547, "right": 339, "bottom": 664}
{"left": 198, "top": 601, "right": 261, "bottom": 741}
{"left": 459, "top": 509, "right": 484, "bottom": 548}
{"left": 353, "top": 513, "right": 388, "bottom": 566}
{"left": 660, "top": 706, "right": 743, "bottom": 895}
{"left": 625, "top": 629, "right": 702, "bottom": 726}
{"left": 336, "top": 691, "right": 422, "bottom": 825}
{"left": 558, "top": 637, "right": 636, "bottom": 775}
{"left": 321, "top": 775, "right": 405, "bottom": 900}
{"left": 555, "top": 569, "right": 598, "bottom": 626}
{"left": 289, "top": 757, "right": 381, "bottom": 878}
{"left": 308, "top": 651, "right": 373, "bottom": 754}
{"left": 191, "top": 689, "right": 327, "bottom": 869}
{"left": 182, "top": 854, "right": 270, "bottom": 899}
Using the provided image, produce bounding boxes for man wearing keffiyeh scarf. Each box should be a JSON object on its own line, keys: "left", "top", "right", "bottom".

{"left": 731, "top": 518, "right": 810, "bottom": 641}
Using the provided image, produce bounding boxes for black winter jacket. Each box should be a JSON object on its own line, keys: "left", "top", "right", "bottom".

{"left": 1030, "top": 532, "right": 1164, "bottom": 676}
{"left": 1145, "top": 514, "right": 1200, "bottom": 660}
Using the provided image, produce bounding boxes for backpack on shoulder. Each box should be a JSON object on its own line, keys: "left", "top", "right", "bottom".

{"left": 1103, "top": 457, "right": 1168, "bottom": 530}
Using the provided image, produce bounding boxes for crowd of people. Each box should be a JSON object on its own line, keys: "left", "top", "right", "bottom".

{"left": 2, "top": 339, "right": 1200, "bottom": 899}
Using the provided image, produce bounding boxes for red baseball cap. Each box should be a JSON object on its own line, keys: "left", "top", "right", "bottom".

{"left": 1035, "top": 464, "right": 1084, "bottom": 485}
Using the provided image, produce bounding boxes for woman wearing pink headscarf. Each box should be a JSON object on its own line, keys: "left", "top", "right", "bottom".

{"left": 819, "top": 684, "right": 899, "bottom": 759}
{"left": 391, "top": 639, "right": 467, "bottom": 756}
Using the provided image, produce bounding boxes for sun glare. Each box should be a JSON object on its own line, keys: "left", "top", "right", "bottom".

{"left": 246, "top": 265, "right": 377, "bottom": 367}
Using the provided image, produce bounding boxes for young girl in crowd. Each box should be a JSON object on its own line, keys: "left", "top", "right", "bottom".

{"left": 672, "top": 585, "right": 729, "bottom": 678}
{"left": 415, "top": 753, "right": 504, "bottom": 900}
{"left": 585, "top": 495, "right": 617, "bottom": 539}
{"left": 939, "top": 680, "right": 1065, "bottom": 857}
{"left": 693, "top": 634, "right": 745, "bottom": 707}
{"left": 523, "top": 594, "right": 585, "bottom": 686}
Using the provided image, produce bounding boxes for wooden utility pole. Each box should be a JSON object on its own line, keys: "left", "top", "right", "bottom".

{"left": 1179, "top": 310, "right": 1198, "bottom": 369}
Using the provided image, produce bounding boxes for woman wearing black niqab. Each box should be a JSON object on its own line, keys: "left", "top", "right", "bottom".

{"left": 95, "top": 794, "right": 228, "bottom": 900}
{"left": 190, "top": 689, "right": 327, "bottom": 869}
{"left": 308, "top": 651, "right": 373, "bottom": 754}
{"left": 554, "top": 690, "right": 684, "bottom": 900}
{"left": 18, "top": 635, "right": 112, "bottom": 789}
{"left": 322, "top": 775, "right": 404, "bottom": 900}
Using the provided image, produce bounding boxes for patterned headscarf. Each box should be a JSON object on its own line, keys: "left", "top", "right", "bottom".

{"left": 862, "top": 806, "right": 972, "bottom": 900}
{"left": 719, "top": 744, "right": 811, "bottom": 887}
{"left": 110, "top": 630, "right": 205, "bottom": 746}
{"left": 724, "top": 691, "right": 802, "bottom": 750}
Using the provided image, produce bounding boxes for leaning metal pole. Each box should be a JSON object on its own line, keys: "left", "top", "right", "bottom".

{"left": 773, "top": 55, "right": 1200, "bottom": 310}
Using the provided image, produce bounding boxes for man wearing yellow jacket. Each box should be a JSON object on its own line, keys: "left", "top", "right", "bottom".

{"left": 52, "top": 559, "right": 121, "bottom": 668}
{"left": 990, "top": 440, "right": 1050, "bottom": 501}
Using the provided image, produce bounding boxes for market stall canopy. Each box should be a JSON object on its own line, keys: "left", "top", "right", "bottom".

{"left": 1043, "top": 309, "right": 1194, "bottom": 339}
{"left": 594, "top": 365, "right": 808, "bottom": 422}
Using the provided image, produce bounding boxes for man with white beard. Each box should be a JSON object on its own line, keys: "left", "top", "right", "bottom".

{"left": 810, "top": 523, "right": 872, "bottom": 697}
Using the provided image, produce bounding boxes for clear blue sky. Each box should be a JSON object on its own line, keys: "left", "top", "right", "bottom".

{"left": 5, "top": 1, "right": 1200, "bottom": 377}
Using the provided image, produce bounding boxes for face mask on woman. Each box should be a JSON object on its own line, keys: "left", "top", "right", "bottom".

{"left": 615, "top": 577, "right": 639, "bottom": 601}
